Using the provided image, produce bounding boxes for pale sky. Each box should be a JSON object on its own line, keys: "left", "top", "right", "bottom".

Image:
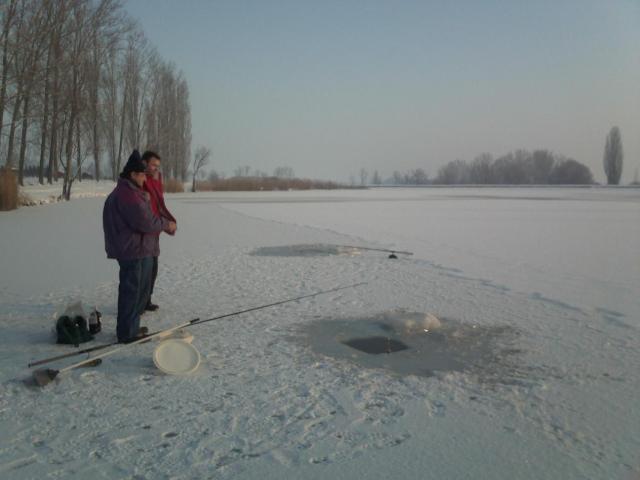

{"left": 124, "top": 0, "right": 640, "bottom": 183}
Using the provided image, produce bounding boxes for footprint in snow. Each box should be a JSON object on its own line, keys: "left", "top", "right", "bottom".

{"left": 309, "top": 456, "right": 330, "bottom": 464}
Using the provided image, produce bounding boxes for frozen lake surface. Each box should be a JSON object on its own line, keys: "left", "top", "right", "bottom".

{"left": 0, "top": 186, "right": 638, "bottom": 479}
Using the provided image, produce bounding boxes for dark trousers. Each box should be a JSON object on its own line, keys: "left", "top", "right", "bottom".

{"left": 149, "top": 256, "right": 159, "bottom": 303}
{"left": 117, "top": 257, "right": 153, "bottom": 342}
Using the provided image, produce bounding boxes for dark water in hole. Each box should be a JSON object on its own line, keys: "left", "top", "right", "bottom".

{"left": 297, "top": 311, "right": 523, "bottom": 381}
{"left": 343, "top": 336, "right": 409, "bottom": 354}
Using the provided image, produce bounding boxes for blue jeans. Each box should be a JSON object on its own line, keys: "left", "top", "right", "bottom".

{"left": 116, "top": 257, "right": 153, "bottom": 342}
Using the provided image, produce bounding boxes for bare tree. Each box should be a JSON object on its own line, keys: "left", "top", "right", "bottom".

{"left": 144, "top": 61, "right": 191, "bottom": 180}
{"left": 60, "top": 0, "right": 89, "bottom": 199}
{"left": 3, "top": 0, "right": 28, "bottom": 170}
{"left": 16, "top": 1, "right": 52, "bottom": 186}
{"left": 46, "top": 1, "right": 65, "bottom": 184}
{"left": 435, "top": 159, "right": 470, "bottom": 184}
{"left": 470, "top": 153, "right": 494, "bottom": 184}
{"left": 603, "top": 126, "right": 623, "bottom": 185}
{"left": 0, "top": 0, "right": 19, "bottom": 154}
{"left": 123, "top": 26, "right": 149, "bottom": 150}
{"left": 191, "top": 146, "right": 210, "bottom": 192}
{"left": 408, "top": 168, "right": 429, "bottom": 184}
{"left": 103, "top": 42, "right": 123, "bottom": 180}
{"left": 359, "top": 168, "right": 368, "bottom": 186}
{"left": 233, "top": 165, "right": 251, "bottom": 177}
{"left": 273, "top": 166, "right": 294, "bottom": 178}
{"left": 86, "top": 0, "right": 122, "bottom": 182}
{"left": 530, "top": 150, "right": 554, "bottom": 184}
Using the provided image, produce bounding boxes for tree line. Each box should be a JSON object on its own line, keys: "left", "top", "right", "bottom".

{"left": 376, "top": 150, "right": 594, "bottom": 186}
{"left": 432, "top": 127, "right": 625, "bottom": 186}
{"left": 365, "top": 127, "right": 627, "bottom": 186}
{"left": 0, "top": 0, "right": 191, "bottom": 198}
{"left": 432, "top": 150, "right": 594, "bottom": 185}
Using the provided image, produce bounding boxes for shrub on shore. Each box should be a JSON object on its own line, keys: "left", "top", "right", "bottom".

{"left": 164, "top": 178, "right": 185, "bottom": 193}
{"left": 194, "top": 176, "right": 341, "bottom": 191}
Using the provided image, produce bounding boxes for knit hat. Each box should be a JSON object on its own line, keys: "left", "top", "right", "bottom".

{"left": 119, "top": 150, "right": 145, "bottom": 178}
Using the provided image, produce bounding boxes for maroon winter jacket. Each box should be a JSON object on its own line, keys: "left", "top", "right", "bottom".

{"left": 103, "top": 178, "right": 169, "bottom": 260}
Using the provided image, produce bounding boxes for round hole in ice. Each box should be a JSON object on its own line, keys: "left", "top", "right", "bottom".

{"left": 297, "top": 311, "right": 523, "bottom": 382}
{"left": 250, "top": 244, "right": 360, "bottom": 257}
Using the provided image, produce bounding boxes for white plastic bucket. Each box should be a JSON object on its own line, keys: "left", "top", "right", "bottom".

{"left": 153, "top": 339, "right": 201, "bottom": 375}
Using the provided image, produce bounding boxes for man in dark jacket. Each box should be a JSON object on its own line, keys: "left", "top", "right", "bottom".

{"left": 103, "top": 150, "right": 177, "bottom": 343}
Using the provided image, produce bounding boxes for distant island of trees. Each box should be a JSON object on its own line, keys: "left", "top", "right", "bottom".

{"left": 370, "top": 149, "right": 595, "bottom": 186}
{"left": 433, "top": 149, "right": 594, "bottom": 185}
{"left": 372, "top": 127, "right": 629, "bottom": 186}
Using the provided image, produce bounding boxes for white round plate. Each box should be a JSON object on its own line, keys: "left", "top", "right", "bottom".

{"left": 153, "top": 339, "right": 201, "bottom": 375}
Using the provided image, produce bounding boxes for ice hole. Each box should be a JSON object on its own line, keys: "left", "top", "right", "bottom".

{"left": 297, "top": 311, "right": 523, "bottom": 382}
{"left": 250, "top": 244, "right": 360, "bottom": 257}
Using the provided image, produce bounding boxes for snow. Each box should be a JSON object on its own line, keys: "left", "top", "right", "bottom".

{"left": 0, "top": 186, "right": 639, "bottom": 479}
{"left": 18, "top": 178, "right": 116, "bottom": 205}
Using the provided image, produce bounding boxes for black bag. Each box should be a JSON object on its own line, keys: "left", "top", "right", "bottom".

{"left": 56, "top": 315, "right": 94, "bottom": 346}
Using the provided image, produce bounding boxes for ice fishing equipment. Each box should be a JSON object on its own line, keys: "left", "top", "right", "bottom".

{"left": 80, "top": 358, "right": 102, "bottom": 368}
{"left": 29, "top": 282, "right": 365, "bottom": 368}
{"left": 29, "top": 283, "right": 366, "bottom": 368}
{"left": 30, "top": 282, "right": 367, "bottom": 383}
{"left": 29, "top": 341, "right": 123, "bottom": 367}
{"left": 88, "top": 308, "right": 102, "bottom": 334}
{"left": 32, "top": 318, "right": 203, "bottom": 387}
{"left": 27, "top": 322, "right": 202, "bottom": 368}
{"left": 55, "top": 315, "right": 93, "bottom": 345}
{"left": 335, "top": 244, "right": 412, "bottom": 259}
{"left": 153, "top": 339, "right": 201, "bottom": 375}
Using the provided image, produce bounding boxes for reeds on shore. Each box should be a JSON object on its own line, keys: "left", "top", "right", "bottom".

{"left": 194, "top": 176, "right": 342, "bottom": 191}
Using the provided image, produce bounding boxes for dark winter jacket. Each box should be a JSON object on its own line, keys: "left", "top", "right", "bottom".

{"left": 103, "top": 178, "right": 169, "bottom": 260}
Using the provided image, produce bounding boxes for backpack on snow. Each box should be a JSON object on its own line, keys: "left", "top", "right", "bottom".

{"left": 56, "top": 315, "right": 94, "bottom": 345}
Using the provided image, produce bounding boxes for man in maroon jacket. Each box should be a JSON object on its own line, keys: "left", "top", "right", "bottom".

{"left": 141, "top": 151, "right": 177, "bottom": 312}
{"left": 103, "top": 150, "right": 176, "bottom": 342}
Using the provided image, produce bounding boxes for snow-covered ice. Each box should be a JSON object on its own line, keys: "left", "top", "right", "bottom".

{"left": 18, "top": 178, "right": 116, "bottom": 205}
{"left": 0, "top": 186, "right": 638, "bottom": 479}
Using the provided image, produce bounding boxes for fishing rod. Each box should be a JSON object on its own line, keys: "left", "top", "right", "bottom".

{"left": 28, "top": 282, "right": 367, "bottom": 369}
{"left": 28, "top": 339, "right": 145, "bottom": 368}
{"left": 336, "top": 244, "right": 413, "bottom": 258}
{"left": 190, "top": 281, "right": 367, "bottom": 327}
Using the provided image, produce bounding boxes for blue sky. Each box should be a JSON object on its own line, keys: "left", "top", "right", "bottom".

{"left": 124, "top": 0, "right": 639, "bottom": 182}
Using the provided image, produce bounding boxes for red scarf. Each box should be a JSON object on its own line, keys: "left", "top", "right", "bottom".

{"left": 143, "top": 172, "right": 176, "bottom": 223}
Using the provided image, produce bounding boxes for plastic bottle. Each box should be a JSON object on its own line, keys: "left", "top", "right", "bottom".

{"left": 89, "top": 307, "right": 102, "bottom": 334}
